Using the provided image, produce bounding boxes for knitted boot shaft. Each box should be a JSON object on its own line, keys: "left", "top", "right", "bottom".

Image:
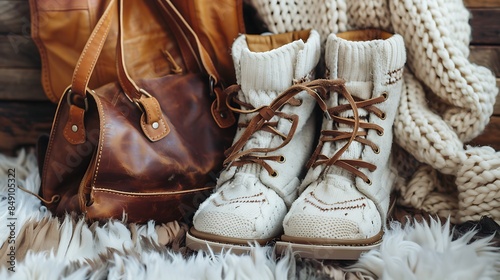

{"left": 283, "top": 30, "right": 406, "bottom": 241}
{"left": 221, "top": 29, "right": 320, "bottom": 204}
{"left": 192, "top": 30, "right": 321, "bottom": 241}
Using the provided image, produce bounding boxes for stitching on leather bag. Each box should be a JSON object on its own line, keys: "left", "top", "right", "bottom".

{"left": 141, "top": 97, "right": 152, "bottom": 121}
{"left": 92, "top": 96, "right": 105, "bottom": 188}
{"left": 62, "top": 107, "right": 84, "bottom": 143}
{"left": 151, "top": 99, "right": 168, "bottom": 139}
{"left": 93, "top": 186, "right": 214, "bottom": 197}
{"left": 140, "top": 118, "right": 168, "bottom": 140}
{"left": 139, "top": 98, "right": 168, "bottom": 140}
{"left": 72, "top": 13, "right": 110, "bottom": 90}
{"left": 42, "top": 103, "right": 61, "bottom": 192}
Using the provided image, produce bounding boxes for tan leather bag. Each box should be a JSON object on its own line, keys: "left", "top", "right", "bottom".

{"left": 37, "top": 0, "right": 236, "bottom": 223}
{"left": 30, "top": 0, "right": 244, "bottom": 102}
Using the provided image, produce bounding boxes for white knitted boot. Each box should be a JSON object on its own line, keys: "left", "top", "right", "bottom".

{"left": 277, "top": 29, "right": 406, "bottom": 260}
{"left": 186, "top": 30, "right": 322, "bottom": 253}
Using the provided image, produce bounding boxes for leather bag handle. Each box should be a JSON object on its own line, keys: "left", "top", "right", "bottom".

{"left": 115, "top": 0, "right": 211, "bottom": 101}
{"left": 155, "top": 0, "right": 236, "bottom": 128}
{"left": 65, "top": 0, "right": 169, "bottom": 143}
{"left": 70, "top": 0, "right": 232, "bottom": 111}
{"left": 69, "top": 0, "right": 116, "bottom": 100}
{"left": 114, "top": 0, "right": 234, "bottom": 134}
{"left": 63, "top": 0, "right": 116, "bottom": 145}
{"left": 155, "top": 0, "right": 218, "bottom": 80}
{"left": 114, "top": 0, "right": 170, "bottom": 141}
{"left": 64, "top": 0, "right": 234, "bottom": 144}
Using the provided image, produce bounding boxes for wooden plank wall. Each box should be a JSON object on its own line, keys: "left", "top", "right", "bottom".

{"left": 466, "top": 0, "right": 500, "bottom": 149}
{"left": 0, "top": 0, "right": 56, "bottom": 155}
{"left": 0, "top": 0, "right": 499, "bottom": 154}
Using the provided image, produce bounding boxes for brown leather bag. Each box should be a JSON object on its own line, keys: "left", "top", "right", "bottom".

{"left": 37, "top": 0, "right": 236, "bottom": 224}
{"left": 30, "top": 0, "right": 244, "bottom": 102}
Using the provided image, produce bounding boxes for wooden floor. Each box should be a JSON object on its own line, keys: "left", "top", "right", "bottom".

{"left": 0, "top": 0, "right": 499, "bottom": 154}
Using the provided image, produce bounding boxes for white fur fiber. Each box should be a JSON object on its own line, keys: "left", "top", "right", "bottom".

{"left": 1, "top": 150, "right": 499, "bottom": 279}
{"left": 350, "top": 219, "right": 500, "bottom": 280}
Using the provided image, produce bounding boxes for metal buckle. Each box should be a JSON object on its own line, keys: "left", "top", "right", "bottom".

{"left": 66, "top": 89, "right": 89, "bottom": 111}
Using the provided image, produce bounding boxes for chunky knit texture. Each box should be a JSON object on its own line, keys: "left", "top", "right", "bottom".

{"left": 192, "top": 30, "right": 321, "bottom": 240}
{"left": 246, "top": 0, "right": 500, "bottom": 224}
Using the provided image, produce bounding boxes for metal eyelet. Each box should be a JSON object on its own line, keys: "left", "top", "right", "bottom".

{"left": 270, "top": 171, "right": 278, "bottom": 177}
{"left": 279, "top": 156, "right": 286, "bottom": 163}
{"left": 381, "top": 92, "right": 388, "bottom": 100}
{"left": 373, "top": 146, "right": 380, "bottom": 154}
{"left": 380, "top": 112, "right": 386, "bottom": 120}
{"left": 366, "top": 178, "right": 372, "bottom": 185}
{"left": 377, "top": 129, "right": 384, "bottom": 136}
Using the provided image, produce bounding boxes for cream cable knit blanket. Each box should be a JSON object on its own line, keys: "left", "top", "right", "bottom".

{"left": 245, "top": 0, "right": 500, "bottom": 224}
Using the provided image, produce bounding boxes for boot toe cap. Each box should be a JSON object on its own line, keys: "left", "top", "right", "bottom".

{"left": 285, "top": 213, "right": 381, "bottom": 240}
{"left": 194, "top": 211, "right": 266, "bottom": 239}
{"left": 192, "top": 194, "right": 287, "bottom": 240}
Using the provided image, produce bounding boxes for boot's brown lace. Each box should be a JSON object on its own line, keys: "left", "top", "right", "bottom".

{"left": 307, "top": 81, "right": 387, "bottom": 184}
{"left": 223, "top": 79, "right": 342, "bottom": 177}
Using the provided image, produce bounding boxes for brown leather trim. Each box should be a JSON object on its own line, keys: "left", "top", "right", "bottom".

{"left": 71, "top": 0, "right": 116, "bottom": 97}
{"left": 156, "top": 0, "right": 237, "bottom": 129}
{"left": 40, "top": 90, "right": 69, "bottom": 200}
{"left": 189, "top": 227, "right": 275, "bottom": 246}
{"left": 211, "top": 86, "right": 236, "bottom": 128}
{"left": 63, "top": 105, "right": 86, "bottom": 144}
{"left": 115, "top": 0, "right": 142, "bottom": 101}
{"left": 280, "top": 229, "right": 383, "bottom": 246}
{"left": 85, "top": 186, "right": 214, "bottom": 223}
{"left": 89, "top": 90, "right": 105, "bottom": 195}
{"left": 246, "top": 29, "right": 311, "bottom": 52}
{"left": 336, "top": 29, "right": 393, "bottom": 41}
{"left": 78, "top": 153, "right": 96, "bottom": 211}
{"left": 140, "top": 113, "right": 170, "bottom": 142}
{"left": 92, "top": 186, "right": 214, "bottom": 197}
{"left": 137, "top": 94, "right": 170, "bottom": 141}
{"left": 156, "top": 0, "right": 203, "bottom": 73}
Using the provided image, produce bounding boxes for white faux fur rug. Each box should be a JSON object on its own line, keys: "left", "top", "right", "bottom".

{"left": 0, "top": 149, "right": 499, "bottom": 280}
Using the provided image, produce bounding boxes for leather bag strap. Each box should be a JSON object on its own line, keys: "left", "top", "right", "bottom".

{"left": 70, "top": 0, "right": 116, "bottom": 99}
{"left": 63, "top": 0, "right": 116, "bottom": 145}
{"left": 66, "top": 0, "right": 170, "bottom": 143}
{"left": 114, "top": 0, "right": 170, "bottom": 141}
{"left": 65, "top": 0, "right": 234, "bottom": 144}
{"left": 155, "top": 0, "right": 218, "bottom": 79}
{"left": 70, "top": 0, "right": 221, "bottom": 102}
{"left": 115, "top": 0, "right": 139, "bottom": 101}
{"left": 155, "top": 0, "right": 236, "bottom": 128}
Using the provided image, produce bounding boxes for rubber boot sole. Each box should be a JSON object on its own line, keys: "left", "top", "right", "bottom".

{"left": 186, "top": 227, "right": 275, "bottom": 254}
{"left": 274, "top": 230, "right": 383, "bottom": 260}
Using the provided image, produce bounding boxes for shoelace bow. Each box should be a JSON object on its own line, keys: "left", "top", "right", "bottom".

{"left": 222, "top": 79, "right": 335, "bottom": 176}
{"left": 307, "top": 81, "right": 388, "bottom": 184}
